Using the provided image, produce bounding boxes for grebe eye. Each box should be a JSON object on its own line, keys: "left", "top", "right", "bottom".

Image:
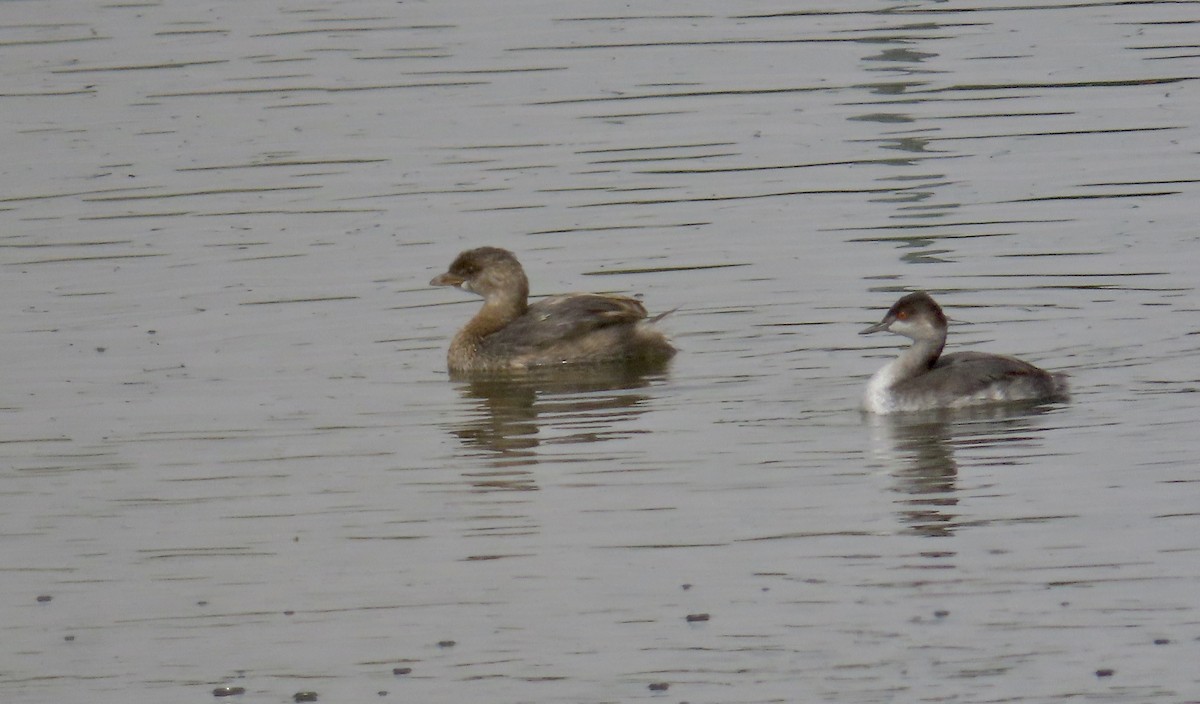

{"left": 896, "top": 310, "right": 908, "bottom": 320}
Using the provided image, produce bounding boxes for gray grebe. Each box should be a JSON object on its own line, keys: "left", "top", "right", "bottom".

{"left": 860, "top": 292, "right": 1068, "bottom": 414}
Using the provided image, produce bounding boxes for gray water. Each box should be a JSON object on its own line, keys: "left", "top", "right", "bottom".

{"left": 3, "top": 1, "right": 1200, "bottom": 702}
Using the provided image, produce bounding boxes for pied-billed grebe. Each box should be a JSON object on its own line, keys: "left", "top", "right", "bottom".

{"left": 430, "top": 247, "right": 676, "bottom": 373}
{"left": 859, "top": 292, "right": 1068, "bottom": 414}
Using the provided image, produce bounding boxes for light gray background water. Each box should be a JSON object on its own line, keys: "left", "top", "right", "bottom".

{"left": 3, "top": 1, "right": 1199, "bottom": 702}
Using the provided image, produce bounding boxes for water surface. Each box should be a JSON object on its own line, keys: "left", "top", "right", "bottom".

{"left": 3, "top": 1, "right": 1200, "bottom": 702}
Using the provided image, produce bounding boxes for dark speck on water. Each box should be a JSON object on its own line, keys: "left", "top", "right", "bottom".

{"left": 685, "top": 613, "right": 710, "bottom": 622}
{"left": 436, "top": 640, "right": 456, "bottom": 648}
{"left": 392, "top": 667, "right": 412, "bottom": 676}
{"left": 293, "top": 692, "right": 318, "bottom": 702}
{"left": 648, "top": 682, "right": 670, "bottom": 691}
{"left": 36, "top": 595, "right": 52, "bottom": 603}
{"left": 212, "top": 687, "right": 245, "bottom": 697}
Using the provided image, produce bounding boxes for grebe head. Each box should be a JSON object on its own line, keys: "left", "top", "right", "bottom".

{"left": 430, "top": 246, "right": 529, "bottom": 302}
{"left": 860, "top": 291, "right": 947, "bottom": 343}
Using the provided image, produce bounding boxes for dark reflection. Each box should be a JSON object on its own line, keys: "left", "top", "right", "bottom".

{"left": 868, "top": 402, "right": 1062, "bottom": 537}
{"left": 879, "top": 135, "right": 939, "bottom": 154}
{"left": 864, "top": 48, "right": 940, "bottom": 65}
{"left": 446, "top": 361, "right": 670, "bottom": 491}
{"left": 848, "top": 23, "right": 966, "bottom": 241}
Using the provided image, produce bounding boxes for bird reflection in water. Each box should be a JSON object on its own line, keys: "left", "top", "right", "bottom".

{"left": 868, "top": 402, "right": 1062, "bottom": 537}
{"left": 447, "top": 361, "right": 670, "bottom": 492}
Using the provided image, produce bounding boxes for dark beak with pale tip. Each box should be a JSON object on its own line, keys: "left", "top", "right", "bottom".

{"left": 860, "top": 316, "right": 893, "bottom": 335}
{"left": 430, "top": 272, "right": 463, "bottom": 287}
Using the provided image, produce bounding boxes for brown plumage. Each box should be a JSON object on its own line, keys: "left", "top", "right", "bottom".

{"left": 430, "top": 247, "right": 676, "bottom": 373}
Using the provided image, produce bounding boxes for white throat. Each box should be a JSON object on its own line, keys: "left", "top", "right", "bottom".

{"left": 863, "top": 359, "right": 902, "bottom": 414}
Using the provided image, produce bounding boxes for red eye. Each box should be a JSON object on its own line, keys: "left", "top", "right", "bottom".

{"left": 897, "top": 310, "right": 908, "bottom": 320}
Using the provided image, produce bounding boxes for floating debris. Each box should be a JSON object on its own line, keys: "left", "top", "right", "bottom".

{"left": 685, "top": 613, "right": 710, "bottom": 622}
{"left": 294, "top": 692, "right": 318, "bottom": 702}
{"left": 213, "top": 686, "right": 245, "bottom": 697}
